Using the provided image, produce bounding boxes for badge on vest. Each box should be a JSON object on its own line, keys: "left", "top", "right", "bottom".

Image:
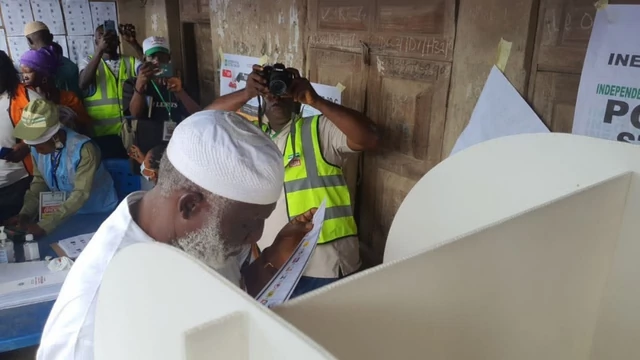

{"left": 39, "top": 191, "right": 67, "bottom": 222}
{"left": 287, "top": 152, "right": 301, "bottom": 168}
{"left": 163, "top": 121, "right": 176, "bottom": 142}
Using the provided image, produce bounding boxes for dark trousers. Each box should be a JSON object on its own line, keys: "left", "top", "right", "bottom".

{"left": 93, "top": 135, "right": 128, "bottom": 160}
{"left": 0, "top": 176, "right": 32, "bottom": 223}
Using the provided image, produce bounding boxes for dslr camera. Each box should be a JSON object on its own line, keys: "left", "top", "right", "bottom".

{"left": 259, "top": 63, "right": 295, "bottom": 97}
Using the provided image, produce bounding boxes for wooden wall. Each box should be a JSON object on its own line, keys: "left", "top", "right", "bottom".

{"left": 162, "top": 0, "right": 640, "bottom": 264}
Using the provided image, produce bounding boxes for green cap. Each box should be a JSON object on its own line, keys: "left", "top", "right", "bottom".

{"left": 14, "top": 99, "right": 60, "bottom": 144}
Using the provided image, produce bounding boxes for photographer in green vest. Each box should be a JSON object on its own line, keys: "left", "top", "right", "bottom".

{"left": 207, "top": 64, "right": 379, "bottom": 297}
{"left": 80, "top": 24, "right": 143, "bottom": 159}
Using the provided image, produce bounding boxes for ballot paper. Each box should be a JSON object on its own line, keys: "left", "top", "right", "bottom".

{"left": 66, "top": 35, "right": 95, "bottom": 66}
{"left": 52, "top": 232, "right": 95, "bottom": 259}
{"left": 0, "top": 0, "right": 34, "bottom": 36}
{"left": 53, "top": 35, "right": 69, "bottom": 56}
{"left": 7, "top": 36, "right": 31, "bottom": 64}
{"left": 0, "top": 29, "right": 8, "bottom": 54}
{"left": 0, "top": 261, "right": 69, "bottom": 309}
{"left": 62, "top": 0, "right": 94, "bottom": 35}
{"left": 90, "top": 1, "right": 118, "bottom": 34}
{"left": 256, "top": 200, "right": 326, "bottom": 308}
{"left": 31, "top": 0, "right": 66, "bottom": 35}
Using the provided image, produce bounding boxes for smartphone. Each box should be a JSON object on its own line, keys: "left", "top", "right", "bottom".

{"left": 0, "top": 147, "right": 12, "bottom": 159}
{"left": 104, "top": 20, "right": 117, "bottom": 34}
{"left": 156, "top": 63, "right": 173, "bottom": 78}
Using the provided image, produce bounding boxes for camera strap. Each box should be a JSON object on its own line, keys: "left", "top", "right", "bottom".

{"left": 150, "top": 81, "right": 172, "bottom": 121}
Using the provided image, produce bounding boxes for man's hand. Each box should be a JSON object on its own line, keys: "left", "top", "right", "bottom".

{"left": 4, "top": 143, "right": 30, "bottom": 163}
{"left": 243, "top": 65, "right": 269, "bottom": 99}
{"left": 96, "top": 32, "right": 116, "bottom": 54}
{"left": 118, "top": 24, "right": 137, "bottom": 44}
{"left": 287, "top": 68, "right": 320, "bottom": 106}
{"left": 4, "top": 214, "right": 29, "bottom": 227}
{"left": 166, "top": 76, "right": 183, "bottom": 93}
{"left": 127, "top": 145, "right": 145, "bottom": 164}
{"left": 266, "top": 208, "right": 317, "bottom": 268}
{"left": 136, "top": 62, "right": 157, "bottom": 89}
{"left": 23, "top": 223, "right": 46, "bottom": 238}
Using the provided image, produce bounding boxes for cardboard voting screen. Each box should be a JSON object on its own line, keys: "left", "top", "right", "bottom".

{"left": 95, "top": 243, "right": 336, "bottom": 360}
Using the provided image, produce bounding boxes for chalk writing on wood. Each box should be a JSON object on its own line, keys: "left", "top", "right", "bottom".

{"left": 310, "top": 32, "right": 360, "bottom": 49}
{"left": 544, "top": 8, "right": 595, "bottom": 42}
{"left": 318, "top": 5, "right": 369, "bottom": 31}
{"left": 370, "top": 35, "right": 454, "bottom": 59}
{"left": 312, "top": 48, "right": 360, "bottom": 67}
{"left": 376, "top": 57, "right": 451, "bottom": 82}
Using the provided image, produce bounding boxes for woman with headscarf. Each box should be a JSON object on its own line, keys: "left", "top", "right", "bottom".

{"left": 17, "top": 46, "right": 93, "bottom": 136}
{"left": 5, "top": 99, "right": 117, "bottom": 238}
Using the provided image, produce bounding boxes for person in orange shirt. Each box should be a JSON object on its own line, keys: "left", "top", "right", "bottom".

{"left": 17, "top": 47, "right": 93, "bottom": 136}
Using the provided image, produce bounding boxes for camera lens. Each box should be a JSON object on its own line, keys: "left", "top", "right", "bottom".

{"left": 269, "top": 80, "right": 288, "bottom": 96}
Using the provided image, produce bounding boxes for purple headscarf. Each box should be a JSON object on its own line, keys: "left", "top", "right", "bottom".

{"left": 20, "top": 46, "right": 60, "bottom": 78}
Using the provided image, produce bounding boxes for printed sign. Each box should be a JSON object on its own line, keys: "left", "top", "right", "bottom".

{"left": 220, "top": 54, "right": 263, "bottom": 120}
{"left": 302, "top": 83, "right": 342, "bottom": 118}
{"left": 573, "top": 5, "right": 640, "bottom": 143}
{"left": 39, "top": 192, "right": 66, "bottom": 222}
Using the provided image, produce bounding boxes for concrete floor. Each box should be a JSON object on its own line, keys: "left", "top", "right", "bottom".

{"left": 0, "top": 347, "right": 37, "bottom": 360}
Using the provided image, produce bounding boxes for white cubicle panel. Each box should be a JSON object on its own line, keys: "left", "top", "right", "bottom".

{"left": 385, "top": 133, "right": 640, "bottom": 263}
{"left": 94, "top": 243, "right": 337, "bottom": 360}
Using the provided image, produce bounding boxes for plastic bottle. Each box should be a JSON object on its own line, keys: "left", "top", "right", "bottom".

{"left": 0, "top": 226, "right": 13, "bottom": 263}
{"left": 23, "top": 234, "right": 40, "bottom": 262}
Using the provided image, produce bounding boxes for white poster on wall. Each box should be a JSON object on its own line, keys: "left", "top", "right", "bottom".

{"left": 61, "top": 0, "right": 94, "bottom": 35}
{"left": 30, "top": 0, "right": 66, "bottom": 35}
{"left": 450, "top": 66, "right": 549, "bottom": 156}
{"left": 53, "top": 35, "right": 69, "bottom": 57}
{"left": 0, "top": 1, "right": 34, "bottom": 36}
{"left": 573, "top": 5, "right": 640, "bottom": 144}
{"left": 0, "top": 30, "right": 8, "bottom": 55}
{"left": 220, "top": 53, "right": 263, "bottom": 120}
{"left": 7, "top": 36, "right": 31, "bottom": 64}
{"left": 90, "top": 2, "right": 118, "bottom": 34}
{"left": 66, "top": 35, "right": 94, "bottom": 66}
{"left": 301, "top": 83, "right": 342, "bottom": 118}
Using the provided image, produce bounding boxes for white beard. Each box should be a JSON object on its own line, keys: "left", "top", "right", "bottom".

{"left": 172, "top": 218, "right": 244, "bottom": 285}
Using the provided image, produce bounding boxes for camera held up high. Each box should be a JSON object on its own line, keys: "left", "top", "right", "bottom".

{"left": 259, "top": 63, "right": 295, "bottom": 97}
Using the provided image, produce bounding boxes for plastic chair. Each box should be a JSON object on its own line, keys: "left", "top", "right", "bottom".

{"left": 103, "top": 159, "right": 141, "bottom": 202}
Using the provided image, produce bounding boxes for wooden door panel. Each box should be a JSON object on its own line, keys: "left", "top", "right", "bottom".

{"left": 195, "top": 23, "right": 215, "bottom": 105}
{"left": 531, "top": 72, "right": 580, "bottom": 133}
{"left": 360, "top": 55, "right": 451, "bottom": 259}
{"left": 369, "top": 0, "right": 455, "bottom": 61}
{"left": 308, "top": 0, "right": 373, "bottom": 52}
{"left": 308, "top": 48, "right": 367, "bottom": 112}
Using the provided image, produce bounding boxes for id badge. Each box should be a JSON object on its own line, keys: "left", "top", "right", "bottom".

{"left": 163, "top": 121, "right": 177, "bottom": 141}
{"left": 39, "top": 191, "right": 67, "bottom": 222}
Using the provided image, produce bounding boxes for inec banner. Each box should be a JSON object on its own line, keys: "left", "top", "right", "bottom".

{"left": 573, "top": 5, "right": 640, "bottom": 143}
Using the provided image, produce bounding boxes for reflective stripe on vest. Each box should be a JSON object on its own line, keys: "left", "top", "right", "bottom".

{"left": 84, "top": 57, "right": 136, "bottom": 136}
{"left": 282, "top": 115, "right": 357, "bottom": 244}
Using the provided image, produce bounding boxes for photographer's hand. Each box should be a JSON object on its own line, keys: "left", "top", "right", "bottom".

{"left": 243, "top": 65, "right": 269, "bottom": 99}
{"left": 287, "top": 68, "right": 321, "bottom": 106}
{"left": 135, "top": 62, "right": 157, "bottom": 90}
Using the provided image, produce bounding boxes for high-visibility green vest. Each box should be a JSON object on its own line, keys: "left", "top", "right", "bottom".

{"left": 83, "top": 56, "right": 136, "bottom": 137}
{"left": 261, "top": 115, "right": 358, "bottom": 244}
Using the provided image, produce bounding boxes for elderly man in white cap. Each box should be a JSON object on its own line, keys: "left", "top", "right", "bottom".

{"left": 36, "top": 110, "right": 316, "bottom": 360}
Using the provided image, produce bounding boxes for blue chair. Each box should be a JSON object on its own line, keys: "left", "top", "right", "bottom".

{"left": 103, "top": 159, "right": 141, "bottom": 202}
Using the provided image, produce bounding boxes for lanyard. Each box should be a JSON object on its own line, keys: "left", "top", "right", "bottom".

{"left": 150, "top": 81, "right": 172, "bottom": 121}
{"left": 50, "top": 150, "right": 63, "bottom": 191}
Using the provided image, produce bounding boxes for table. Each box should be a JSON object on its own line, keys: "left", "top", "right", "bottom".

{"left": 0, "top": 212, "right": 109, "bottom": 353}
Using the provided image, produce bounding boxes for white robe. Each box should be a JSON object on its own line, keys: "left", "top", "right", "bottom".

{"left": 36, "top": 192, "right": 251, "bottom": 360}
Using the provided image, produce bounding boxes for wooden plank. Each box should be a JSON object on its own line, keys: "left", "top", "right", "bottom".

{"left": 531, "top": 71, "right": 579, "bottom": 133}
{"left": 442, "top": 0, "right": 540, "bottom": 158}
{"left": 361, "top": 54, "right": 451, "bottom": 260}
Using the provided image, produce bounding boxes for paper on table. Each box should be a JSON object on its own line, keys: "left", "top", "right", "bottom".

{"left": 450, "top": 66, "right": 549, "bottom": 156}
{"left": 256, "top": 200, "right": 326, "bottom": 308}
{"left": 53, "top": 35, "right": 69, "bottom": 56}
{"left": 0, "top": 261, "right": 68, "bottom": 296}
{"left": 90, "top": 2, "right": 118, "bottom": 34}
{"left": 66, "top": 35, "right": 95, "bottom": 66}
{"left": 0, "top": 0, "right": 34, "bottom": 36}
{"left": 31, "top": 0, "right": 66, "bottom": 35}
{"left": 55, "top": 232, "right": 95, "bottom": 259}
{"left": 61, "top": 0, "right": 94, "bottom": 35}
{"left": 301, "top": 83, "right": 342, "bottom": 118}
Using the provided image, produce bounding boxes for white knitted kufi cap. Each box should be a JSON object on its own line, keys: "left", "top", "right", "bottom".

{"left": 166, "top": 110, "right": 284, "bottom": 205}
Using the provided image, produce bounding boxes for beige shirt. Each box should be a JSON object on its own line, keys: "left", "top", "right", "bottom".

{"left": 256, "top": 115, "right": 361, "bottom": 278}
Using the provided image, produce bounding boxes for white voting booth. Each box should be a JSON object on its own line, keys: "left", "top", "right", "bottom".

{"left": 96, "top": 133, "right": 640, "bottom": 359}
